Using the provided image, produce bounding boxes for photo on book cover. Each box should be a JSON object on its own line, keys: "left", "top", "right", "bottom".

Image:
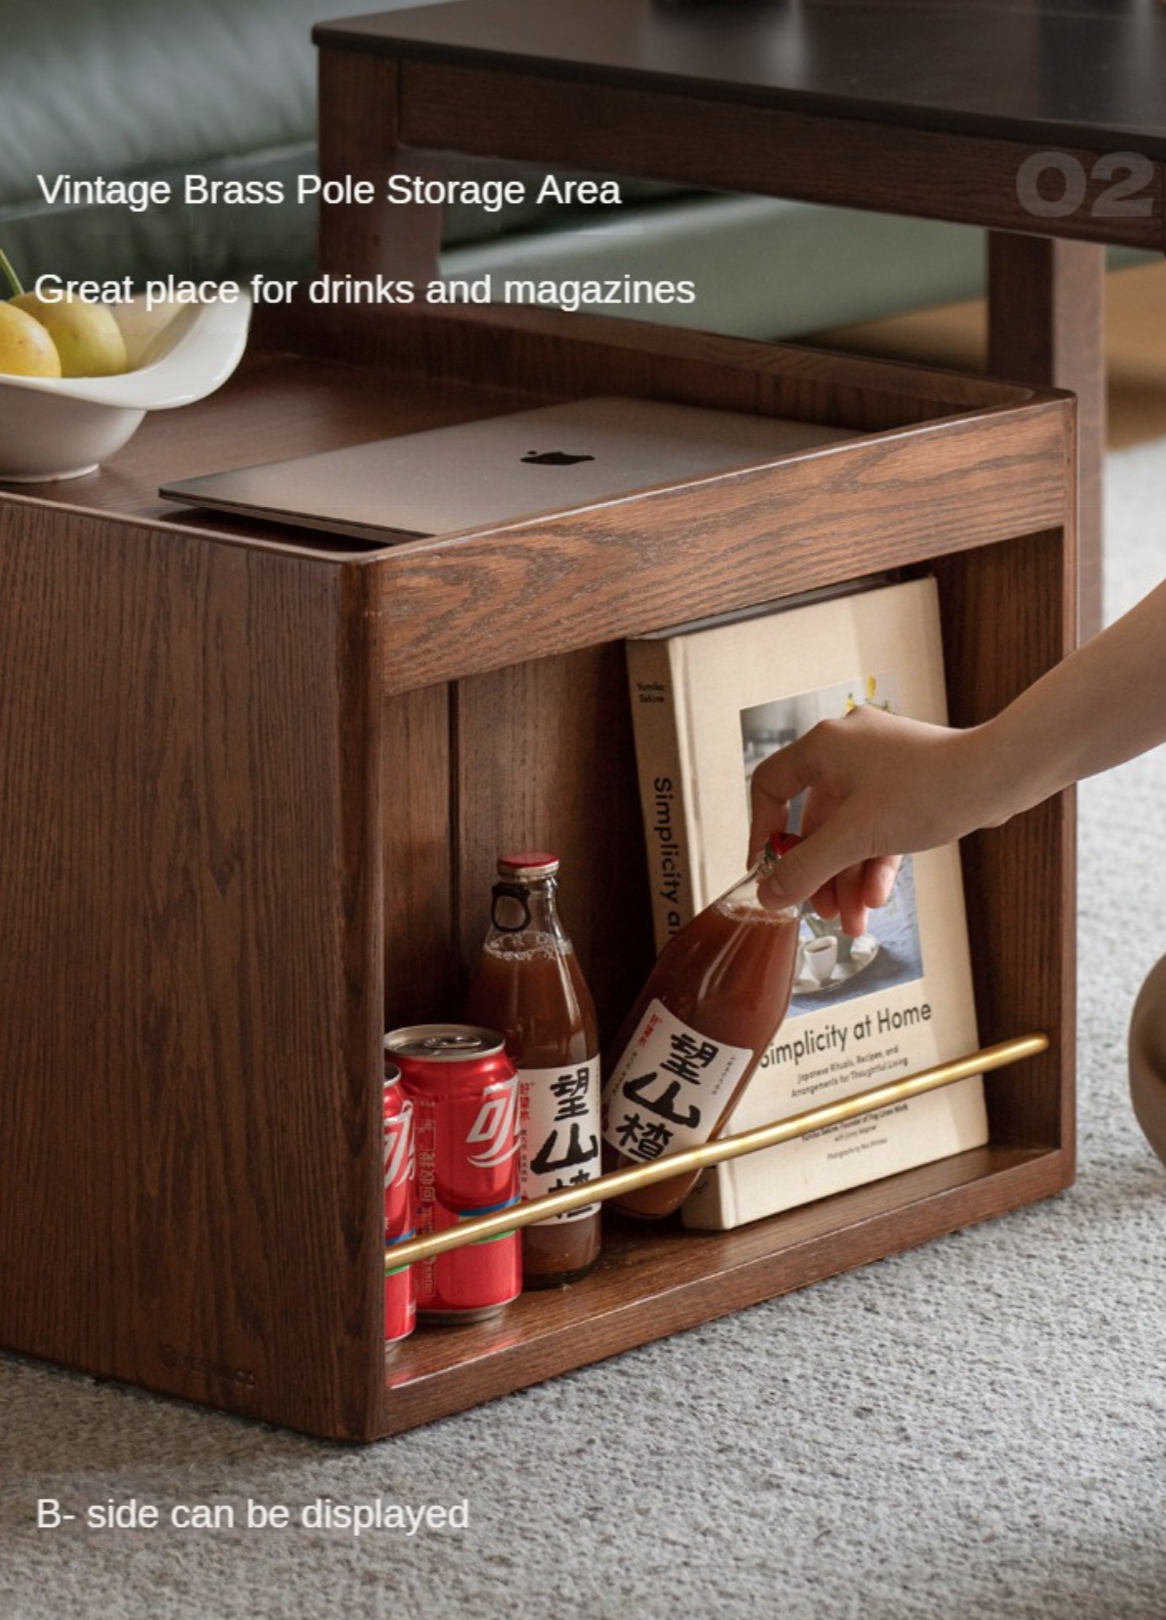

{"left": 740, "top": 670, "right": 925, "bottom": 1016}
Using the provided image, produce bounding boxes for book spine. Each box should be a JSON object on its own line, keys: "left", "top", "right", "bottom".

{"left": 624, "top": 638, "right": 697, "bottom": 952}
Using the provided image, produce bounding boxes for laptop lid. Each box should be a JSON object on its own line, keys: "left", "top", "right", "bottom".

{"left": 159, "top": 396, "right": 855, "bottom": 544}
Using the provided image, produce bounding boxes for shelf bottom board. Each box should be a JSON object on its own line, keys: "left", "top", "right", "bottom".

{"left": 378, "top": 1142, "right": 1069, "bottom": 1436}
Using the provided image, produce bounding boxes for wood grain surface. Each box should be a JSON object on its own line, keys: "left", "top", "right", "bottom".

{"left": 0, "top": 509, "right": 384, "bottom": 1438}
{"left": 318, "top": 51, "right": 444, "bottom": 287}
{"left": 934, "top": 530, "right": 1077, "bottom": 1160}
{"left": 987, "top": 235, "right": 1106, "bottom": 641}
{"left": 369, "top": 402, "right": 1072, "bottom": 694}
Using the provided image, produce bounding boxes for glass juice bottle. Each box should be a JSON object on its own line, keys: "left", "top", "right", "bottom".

{"left": 601, "top": 833, "right": 803, "bottom": 1219}
{"left": 464, "top": 853, "right": 602, "bottom": 1287}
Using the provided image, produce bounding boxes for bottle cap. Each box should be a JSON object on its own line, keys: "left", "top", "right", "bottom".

{"left": 766, "top": 831, "right": 802, "bottom": 858}
{"left": 496, "top": 852, "right": 559, "bottom": 877}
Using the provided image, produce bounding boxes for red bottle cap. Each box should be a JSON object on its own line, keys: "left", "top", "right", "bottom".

{"left": 766, "top": 831, "right": 802, "bottom": 858}
{"left": 496, "top": 852, "right": 559, "bottom": 876}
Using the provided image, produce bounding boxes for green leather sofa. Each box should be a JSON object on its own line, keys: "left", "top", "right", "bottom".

{"left": 2, "top": 0, "right": 1145, "bottom": 341}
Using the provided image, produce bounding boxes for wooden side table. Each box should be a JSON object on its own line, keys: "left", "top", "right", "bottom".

{"left": 0, "top": 303, "right": 1077, "bottom": 1438}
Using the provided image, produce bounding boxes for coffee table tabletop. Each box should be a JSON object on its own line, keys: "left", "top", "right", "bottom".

{"left": 318, "top": 0, "right": 1166, "bottom": 169}
{"left": 315, "top": 0, "right": 1166, "bottom": 637}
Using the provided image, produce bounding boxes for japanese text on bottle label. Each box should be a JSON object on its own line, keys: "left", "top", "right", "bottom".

{"left": 601, "top": 1000, "right": 753, "bottom": 1162}
{"left": 519, "top": 1058, "right": 601, "bottom": 1220}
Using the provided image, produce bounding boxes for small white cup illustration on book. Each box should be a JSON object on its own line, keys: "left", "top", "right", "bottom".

{"left": 802, "top": 935, "right": 838, "bottom": 985}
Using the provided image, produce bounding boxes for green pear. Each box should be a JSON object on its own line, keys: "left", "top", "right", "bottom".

{"left": 12, "top": 290, "right": 127, "bottom": 378}
{"left": 0, "top": 300, "right": 62, "bottom": 377}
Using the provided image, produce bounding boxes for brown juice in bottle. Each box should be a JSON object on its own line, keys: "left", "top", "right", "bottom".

{"left": 465, "top": 855, "right": 602, "bottom": 1286}
{"left": 601, "top": 836, "right": 802, "bottom": 1219}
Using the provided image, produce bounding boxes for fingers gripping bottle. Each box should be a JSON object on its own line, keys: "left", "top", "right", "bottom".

{"left": 465, "top": 853, "right": 602, "bottom": 1287}
{"left": 601, "top": 832, "right": 803, "bottom": 1219}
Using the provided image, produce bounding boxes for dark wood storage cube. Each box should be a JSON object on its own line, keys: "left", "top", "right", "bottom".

{"left": 0, "top": 305, "right": 1075, "bottom": 1439}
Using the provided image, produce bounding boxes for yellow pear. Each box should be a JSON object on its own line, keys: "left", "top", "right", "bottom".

{"left": 12, "top": 291, "right": 127, "bottom": 377}
{"left": 0, "top": 300, "right": 62, "bottom": 377}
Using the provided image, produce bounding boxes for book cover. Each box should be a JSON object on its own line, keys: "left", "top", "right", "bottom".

{"left": 624, "top": 575, "right": 988, "bottom": 1230}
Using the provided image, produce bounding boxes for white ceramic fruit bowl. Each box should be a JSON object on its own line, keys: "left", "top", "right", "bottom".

{"left": 0, "top": 293, "right": 252, "bottom": 482}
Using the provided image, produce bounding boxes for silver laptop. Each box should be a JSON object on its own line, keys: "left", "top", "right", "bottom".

{"left": 159, "top": 396, "right": 855, "bottom": 544}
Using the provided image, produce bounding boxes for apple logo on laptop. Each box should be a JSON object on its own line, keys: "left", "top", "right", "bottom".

{"left": 521, "top": 449, "right": 596, "bottom": 466}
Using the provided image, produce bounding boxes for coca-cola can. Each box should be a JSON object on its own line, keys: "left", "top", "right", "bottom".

{"left": 383, "top": 1062, "right": 416, "bottom": 1350}
{"left": 384, "top": 1024, "right": 521, "bottom": 1323}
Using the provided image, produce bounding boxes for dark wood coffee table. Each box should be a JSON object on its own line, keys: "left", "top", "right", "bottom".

{"left": 314, "top": 0, "right": 1166, "bottom": 640}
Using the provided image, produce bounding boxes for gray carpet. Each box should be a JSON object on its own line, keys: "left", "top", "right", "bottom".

{"left": 5, "top": 438, "right": 1166, "bottom": 1620}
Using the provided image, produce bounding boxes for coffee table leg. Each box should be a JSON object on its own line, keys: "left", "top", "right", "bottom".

{"left": 987, "top": 232, "right": 1105, "bottom": 643}
{"left": 317, "top": 48, "right": 443, "bottom": 285}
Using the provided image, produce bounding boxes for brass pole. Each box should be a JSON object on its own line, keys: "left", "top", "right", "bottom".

{"left": 386, "top": 1032, "right": 1048, "bottom": 1271}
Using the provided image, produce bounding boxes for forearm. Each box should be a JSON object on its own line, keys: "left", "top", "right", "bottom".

{"left": 749, "top": 573, "right": 1166, "bottom": 934}
{"left": 968, "top": 574, "right": 1166, "bottom": 826}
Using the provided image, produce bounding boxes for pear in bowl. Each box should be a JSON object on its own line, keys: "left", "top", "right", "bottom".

{"left": 11, "top": 290, "right": 128, "bottom": 377}
{"left": 0, "top": 300, "right": 63, "bottom": 377}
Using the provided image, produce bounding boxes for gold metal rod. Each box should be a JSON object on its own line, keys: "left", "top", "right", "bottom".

{"left": 386, "top": 1031, "right": 1048, "bottom": 1272}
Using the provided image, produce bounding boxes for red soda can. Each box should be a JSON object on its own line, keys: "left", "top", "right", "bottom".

{"left": 383, "top": 1062, "right": 416, "bottom": 1349}
{"left": 384, "top": 1024, "right": 521, "bottom": 1323}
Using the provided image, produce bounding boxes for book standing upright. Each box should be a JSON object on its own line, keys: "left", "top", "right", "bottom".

{"left": 624, "top": 576, "right": 989, "bottom": 1230}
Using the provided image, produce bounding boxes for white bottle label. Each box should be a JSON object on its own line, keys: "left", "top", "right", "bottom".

{"left": 519, "top": 1057, "right": 601, "bottom": 1221}
{"left": 601, "top": 999, "right": 754, "bottom": 1162}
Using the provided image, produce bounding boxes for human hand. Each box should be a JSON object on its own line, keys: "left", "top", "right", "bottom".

{"left": 749, "top": 705, "right": 986, "bottom": 937}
